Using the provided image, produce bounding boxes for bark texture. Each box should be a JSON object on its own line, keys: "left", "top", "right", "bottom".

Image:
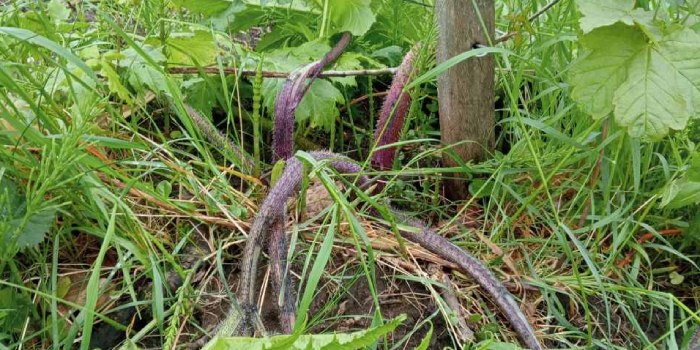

{"left": 437, "top": 0, "right": 495, "bottom": 200}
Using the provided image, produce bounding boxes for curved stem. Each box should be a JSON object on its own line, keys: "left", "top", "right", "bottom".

{"left": 234, "top": 151, "right": 541, "bottom": 349}
{"left": 235, "top": 151, "right": 368, "bottom": 335}
{"left": 272, "top": 33, "right": 352, "bottom": 161}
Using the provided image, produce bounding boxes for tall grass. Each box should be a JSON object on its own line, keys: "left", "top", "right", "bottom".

{"left": 0, "top": 0, "right": 697, "bottom": 349}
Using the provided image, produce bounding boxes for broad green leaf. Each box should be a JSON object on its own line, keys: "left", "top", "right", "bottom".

{"left": 663, "top": 180, "right": 700, "bottom": 208}
{"left": 295, "top": 79, "right": 345, "bottom": 130}
{"left": 128, "top": 64, "right": 169, "bottom": 94}
{"left": 569, "top": 24, "right": 646, "bottom": 119}
{"left": 326, "top": 0, "right": 376, "bottom": 36}
{"left": 261, "top": 40, "right": 347, "bottom": 130}
{"left": 659, "top": 29, "right": 700, "bottom": 117}
{"left": 114, "top": 45, "right": 166, "bottom": 68}
{"left": 570, "top": 24, "right": 700, "bottom": 139}
{"left": 100, "top": 61, "right": 133, "bottom": 103}
{"left": 688, "top": 152, "right": 700, "bottom": 182}
{"left": 203, "top": 315, "right": 405, "bottom": 350}
{"left": 0, "top": 289, "right": 32, "bottom": 332}
{"left": 613, "top": 47, "right": 690, "bottom": 139}
{"left": 481, "top": 342, "right": 525, "bottom": 350}
{"left": 244, "top": 0, "right": 314, "bottom": 12}
{"left": 47, "top": 0, "right": 71, "bottom": 23}
{"left": 146, "top": 31, "right": 218, "bottom": 66}
{"left": 156, "top": 181, "right": 172, "bottom": 198}
{"left": 577, "top": 0, "right": 635, "bottom": 33}
{"left": 329, "top": 52, "right": 365, "bottom": 87}
{"left": 12, "top": 209, "right": 56, "bottom": 248}
{"left": 371, "top": 45, "right": 403, "bottom": 66}
{"left": 0, "top": 178, "right": 56, "bottom": 249}
{"left": 171, "top": 0, "right": 234, "bottom": 16}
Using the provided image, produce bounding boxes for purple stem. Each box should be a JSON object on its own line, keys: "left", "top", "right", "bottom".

{"left": 238, "top": 150, "right": 540, "bottom": 349}
{"left": 272, "top": 32, "right": 352, "bottom": 161}
{"left": 372, "top": 45, "right": 419, "bottom": 170}
{"left": 390, "top": 211, "right": 542, "bottom": 350}
{"left": 237, "top": 151, "right": 368, "bottom": 335}
{"left": 367, "top": 46, "right": 540, "bottom": 349}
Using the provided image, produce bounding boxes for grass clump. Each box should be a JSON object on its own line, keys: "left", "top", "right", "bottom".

{"left": 1, "top": 1, "right": 699, "bottom": 349}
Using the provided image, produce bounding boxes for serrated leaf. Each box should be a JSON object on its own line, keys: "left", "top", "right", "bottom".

{"left": 570, "top": 24, "right": 646, "bottom": 119}
{"left": 128, "top": 64, "right": 169, "bottom": 94}
{"left": 660, "top": 29, "right": 700, "bottom": 117}
{"left": 571, "top": 24, "right": 700, "bottom": 139}
{"left": 115, "top": 45, "right": 166, "bottom": 68}
{"left": 371, "top": 45, "right": 404, "bottom": 66}
{"left": 100, "top": 61, "right": 133, "bottom": 103}
{"left": 577, "top": 0, "right": 635, "bottom": 33}
{"left": 203, "top": 315, "right": 404, "bottom": 350}
{"left": 329, "top": 52, "right": 365, "bottom": 87}
{"left": 0, "top": 178, "right": 55, "bottom": 249}
{"left": 12, "top": 208, "right": 56, "bottom": 248}
{"left": 613, "top": 47, "right": 690, "bottom": 139}
{"left": 326, "top": 0, "right": 376, "bottom": 36}
{"left": 295, "top": 79, "right": 344, "bottom": 130}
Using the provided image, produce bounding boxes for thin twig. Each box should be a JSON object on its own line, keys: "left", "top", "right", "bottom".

{"left": 338, "top": 91, "right": 389, "bottom": 113}
{"left": 167, "top": 66, "right": 397, "bottom": 78}
{"left": 494, "top": 0, "right": 563, "bottom": 43}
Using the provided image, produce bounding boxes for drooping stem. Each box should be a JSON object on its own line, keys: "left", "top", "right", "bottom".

{"left": 366, "top": 46, "right": 540, "bottom": 349}
{"left": 268, "top": 210, "right": 295, "bottom": 333}
{"left": 389, "top": 211, "right": 542, "bottom": 350}
{"left": 372, "top": 45, "right": 420, "bottom": 170}
{"left": 235, "top": 151, "right": 368, "bottom": 335}
{"left": 272, "top": 32, "right": 352, "bottom": 161}
{"left": 234, "top": 150, "right": 540, "bottom": 349}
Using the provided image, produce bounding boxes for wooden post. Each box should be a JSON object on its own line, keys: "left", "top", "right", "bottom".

{"left": 437, "top": 0, "right": 495, "bottom": 200}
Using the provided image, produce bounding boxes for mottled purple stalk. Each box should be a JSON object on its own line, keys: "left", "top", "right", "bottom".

{"left": 235, "top": 150, "right": 541, "bottom": 349}
{"left": 366, "top": 47, "right": 540, "bottom": 348}
{"left": 268, "top": 211, "right": 295, "bottom": 333}
{"left": 389, "top": 211, "right": 542, "bottom": 350}
{"left": 372, "top": 45, "right": 419, "bottom": 170}
{"left": 236, "top": 151, "right": 368, "bottom": 335}
{"left": 272, "top": 32, "right": 352, "bottom": 161}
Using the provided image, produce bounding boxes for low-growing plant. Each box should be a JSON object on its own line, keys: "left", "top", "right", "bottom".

{"left": 198, "top": 33, "right": 541, "bottom": 349}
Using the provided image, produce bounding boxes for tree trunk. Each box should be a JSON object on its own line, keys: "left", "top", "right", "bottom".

{"left": 437, "top": 0, "right": 495, "bottom": 200}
